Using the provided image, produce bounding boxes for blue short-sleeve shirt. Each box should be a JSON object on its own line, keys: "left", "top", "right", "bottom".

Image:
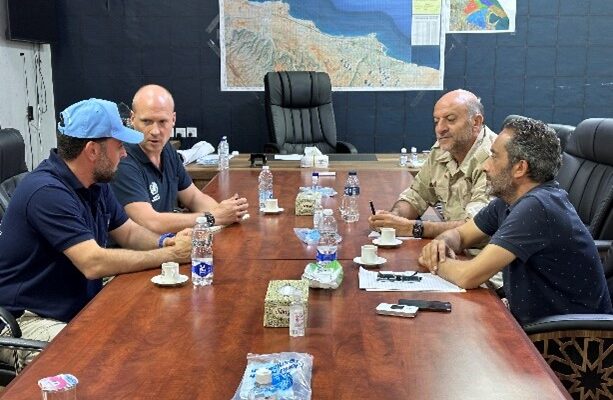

{"left": 111, "top": 142, "right": 192, "bottom": 212}
{"left": 0, "top": 150, "right": 128, "bottom": 323}
{"left": 474, "top": 182, "right": 612, "bottom": 324}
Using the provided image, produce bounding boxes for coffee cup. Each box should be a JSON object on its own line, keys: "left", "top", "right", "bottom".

{"left": 361, "top": 244, "right": 378, "bottom": 264}
{"left": 161, "top": 262, "right": 179, "bottom": 283}
{"left": 265, "top": 198, "right": 279, "bottom": 211}
{"left": 380, "top": 227, "right": 396, "bottom": 244}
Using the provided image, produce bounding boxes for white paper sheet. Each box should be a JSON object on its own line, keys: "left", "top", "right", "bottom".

{"left": 274, "top": 154, "right": 302, "bottom": 161}
{"left": 358, "top": 267, "right": 465, "bottom": 292}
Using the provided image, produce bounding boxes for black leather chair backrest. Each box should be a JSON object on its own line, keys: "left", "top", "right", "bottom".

{"left": 556, "top": 118, "right": 613, "bottom": 239}
{"left": 0, "top": 128, "right": 27, "bottom": 183}
{"left": 264, "top": 71, "right": 338, "bottom": 154}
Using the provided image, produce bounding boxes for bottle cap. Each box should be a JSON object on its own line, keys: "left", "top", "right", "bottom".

{"left": 323, "top": 209, "right": 333, "bottom": 216}
{"left": 254, "top": 368, "right": 272, "bottom": 385}
{"left": 312, "top": 172, "right": 319, "bottom": 176}
{"left": 222, "top": 135, "right": 227, "bottom": 140}
{"left": 196, "top": 216, "right": 207, "bottom": 224}
{"left": 411, "top": 147, "right": 417, "bottom": 153}
{"left": 348, "top": 170, "right": 357, "bottom": 175}
{"left": 401, "top": 147, "right": 407, "bottom": 153}
{"left": 262, "top": 165, "right": 270, "bottom": 170}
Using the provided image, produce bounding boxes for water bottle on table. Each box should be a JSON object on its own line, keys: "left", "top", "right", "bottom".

{"left": 340, "top": 171, "right": 360, "bottom": 222}
{"left": 192, "top": 216, "right": 213, "bottom": 286}
{"left": 410, "top": 146, "right": 419, "bottom": 167}
{"left": 289, "top": 291, "right": 306, "bottom": 337}
{"left": 311, "top": 171, "right": 319, "bottom": 191}
{"left": 258, "top": 166, "right": 274, "bottom": 211}
{"left": 312, "top": 195, "right": 323, "bottom": 231}
{"left": 317, "top": 209, "right": 338, "bottom": 267}
{"left": 218, "top": 136, "right": 230, "bottom": 171}
{"left": 399, "top": 147, "right": 408, "bottom": 167}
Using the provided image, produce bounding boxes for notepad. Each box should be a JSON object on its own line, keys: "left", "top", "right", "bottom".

{"left": 358, "top": 267, "right": 465, "bottom": 292}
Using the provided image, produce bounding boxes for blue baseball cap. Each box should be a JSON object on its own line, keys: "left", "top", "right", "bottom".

{"left": 57, "top": 98, "right": 143, "bottom": 144}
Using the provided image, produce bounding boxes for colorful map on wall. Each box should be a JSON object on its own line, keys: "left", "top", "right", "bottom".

{"left": 448, "top": 0, "right": 515, "bottom": 33}
{"left": 220, "top": 0, "right": 446, "bottom": 91}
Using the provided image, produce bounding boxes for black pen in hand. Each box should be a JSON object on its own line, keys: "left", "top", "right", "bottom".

{"left": 369, "top": 200, "right": 376, "bottom": 215}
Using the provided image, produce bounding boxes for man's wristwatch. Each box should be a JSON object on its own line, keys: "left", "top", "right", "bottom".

{"left": 412, "top": 220, "right": 424, "bottom": 238}
{"left": 203, "top": 211, "right": 216, "bottom": 227}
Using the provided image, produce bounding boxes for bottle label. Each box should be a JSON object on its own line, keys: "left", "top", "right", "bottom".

{"left": 344, "top": 186, "right": 360, "bottom": 196}
{"left": 192, "top": 261, "right": 213, "bottom": 277}
{"left": 316, "top": 250, "right": 337, "bottom": 262}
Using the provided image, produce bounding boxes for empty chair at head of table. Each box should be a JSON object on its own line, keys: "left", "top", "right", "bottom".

{"left": 264, "top": 71, "right": 357, "bottom": 154}
{"left": 0, "top": 128, "right": 28, "bottom": 221}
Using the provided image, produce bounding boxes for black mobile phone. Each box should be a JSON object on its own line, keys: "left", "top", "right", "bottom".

{"left": 398, "top": 299, "right": 452, "bottom": 312}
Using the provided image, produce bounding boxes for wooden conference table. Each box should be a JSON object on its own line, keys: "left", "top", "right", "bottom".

{"left": 1, "top": 170, "right": 569, "bottom": 399}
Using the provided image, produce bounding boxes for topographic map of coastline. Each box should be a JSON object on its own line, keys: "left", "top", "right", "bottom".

{"left": 220, "top": 0, "right": 445, "bottom": 91}
{"left": 449, "top": 0, "right": 515, "bottom": 33}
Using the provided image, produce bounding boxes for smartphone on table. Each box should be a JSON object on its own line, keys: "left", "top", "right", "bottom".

{"left": 398, "top": 299, "right": 451, "bottom": 312}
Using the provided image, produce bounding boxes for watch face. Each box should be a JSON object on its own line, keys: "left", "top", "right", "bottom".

{"left": 412, "top": 221, "right": 424, "bottom": 238}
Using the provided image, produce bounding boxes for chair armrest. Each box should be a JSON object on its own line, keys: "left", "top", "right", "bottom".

{"left": 336, "top": 141, "right": 358, "bottom": 154}
{"left": 0, "top": 337, "right": 48, "bottom": 351}
{"left": 595, "top": 240, "right": 612, "bottom": 251}
{"left": 0, "top": 306, "right": 21, "bottom": 337}
{"left": 523, "top": 313, "right": 613, "bottom": 334}
{"left": 264, "top": 142, "right": 283, "bottom": 154}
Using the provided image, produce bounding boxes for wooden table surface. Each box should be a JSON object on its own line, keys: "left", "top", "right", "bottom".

{"left": 0, "top": 170, "right": 570, "bottom": 399}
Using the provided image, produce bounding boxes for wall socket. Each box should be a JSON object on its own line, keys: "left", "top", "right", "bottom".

{"left": 187, "top": 127, "right": 197, "bottom": 137}
{"left": 175, "top": 127, "right": 186, "bottom": 138}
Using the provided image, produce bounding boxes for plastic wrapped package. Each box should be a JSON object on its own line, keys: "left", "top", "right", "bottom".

{"left": 232, "top": 352, "right": 314, "bottom": 400}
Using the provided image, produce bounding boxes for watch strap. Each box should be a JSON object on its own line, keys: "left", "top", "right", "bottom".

{"left": 412, "top": 220, "right": 424, "bottom": 238}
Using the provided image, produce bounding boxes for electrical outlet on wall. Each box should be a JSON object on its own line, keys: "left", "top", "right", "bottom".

{"left": 187, "top": 127, "right": 197, "bottom": 137}
{"left": 175, "top": 127, "right": 186, "bottom": 138}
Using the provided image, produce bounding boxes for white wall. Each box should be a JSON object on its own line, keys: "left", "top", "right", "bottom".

{"left": 0, "top": 5, "right": 56, "bottom": 170}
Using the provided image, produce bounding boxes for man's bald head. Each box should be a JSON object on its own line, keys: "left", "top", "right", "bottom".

{"left": 132, "top": 84, "right": 175, "bottom": 114}
{"left": 437, "top": 89, "right": 484, "bottom": 121}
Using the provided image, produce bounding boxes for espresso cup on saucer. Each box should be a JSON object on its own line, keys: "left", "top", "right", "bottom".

{"left": 161, "top": 262, "right": 179, "bottom": 283}
{"left": 380, "top": 228, "right": 397, "bottom": 245}
{"left": 265, "top": 198, "right": 279, "bottom": 211}
{"left": 361, "top": 244, "right": 378, "bottom": 264}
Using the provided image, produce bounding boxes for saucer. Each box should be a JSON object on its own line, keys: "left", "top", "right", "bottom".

{"left": 263, "top": 207, "right": 284, "bottom": 214}
{"left": 353, "top": 256, "right": 386, "bottom": 267}
{"left": 151, "top": 274, "right": 189, "bottom": 287}
{"left": 372, "top": 238, "right": 403, "bottom": 247}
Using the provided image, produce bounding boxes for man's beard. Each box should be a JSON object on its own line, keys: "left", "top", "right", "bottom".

{"left": 486, "top": 170, "right": 516, "bottom": 202}
{"left": 93, "top": 155, "right": 116, "bottom": 183}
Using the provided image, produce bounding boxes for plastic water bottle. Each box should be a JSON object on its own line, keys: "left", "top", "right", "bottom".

{"left": 218, "top": 136, "right": 230, "bottom": 171}
{"left": 311, "top": 172, "right": 319, "bottom": 191}
{"left": 316, "top": 209, "right": 337, "bottom": 266}
{"left": 248, "top": 368, "right": 278, "bottom": 400}
{"left": 258, "top": 166, "right": 273, "bottom": 211}
{"left": 399, "top": 147, "right": 408, "bottom": 167}
{"left": 312, "top": 195, "right": 323, "bottom": 231}
{"left": 289, "top": 292, "right": 306, "bottom": 337}
{"left": 340, "top": 171, "right": 360, "bottom": 223}
{"left": 191, "top": 216, "right": 213, "bottom": 286}
{"left": 410, "top": 146, "right": 418, "bottom": 167}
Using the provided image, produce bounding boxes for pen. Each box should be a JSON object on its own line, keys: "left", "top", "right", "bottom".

{"left": 369, "top": 200, "right": 376, "bottom": 215}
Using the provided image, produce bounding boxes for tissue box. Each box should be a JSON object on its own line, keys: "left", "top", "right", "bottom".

{"left": 314, "top": 155, "right": 329, "bottom": 168}
{"left": 295, "top": 191, "right": 322, "bottom": 215}
{"left": 263, "top": 280, "right": 309, "bottom": 327}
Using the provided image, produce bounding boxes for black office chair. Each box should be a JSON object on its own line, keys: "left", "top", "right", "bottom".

{"left": 0, "top": 128, "right": 28, "bottom": 221}
{"left": 0, "top": 307, "right": 48, "bottom": 387}
{"left": 264, "top": 71, "right": 357, "bottom": 154}
{"left": 555, "top": 118, "right": 613, "bottom": 242}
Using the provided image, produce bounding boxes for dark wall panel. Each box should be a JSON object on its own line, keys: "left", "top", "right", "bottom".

{"left": 52, "top": 0, "right": 613, "bottom": 153}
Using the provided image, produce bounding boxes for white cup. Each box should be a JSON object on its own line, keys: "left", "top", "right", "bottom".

{"left": 161, "top": 262, "right": 179, "bottom": 283}
{"left": 265, "top": 198, "right": 278, "bottom": 210}
{"left": 380, "top": 227, "right": 396, "bottom": 244}
{"left": 361, "top": 244, "right": 378, "bottom": 264}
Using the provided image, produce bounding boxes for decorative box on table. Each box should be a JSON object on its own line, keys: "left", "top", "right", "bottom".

{"left": 295, "top": 191, "right": 322, "bottom": 216}
{"left": 263, "top": 280, "right": 309, "bottom": 327}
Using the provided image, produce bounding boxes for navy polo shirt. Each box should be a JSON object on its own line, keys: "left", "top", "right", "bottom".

{"left": 0, "top": 150, "right": 128, "bottom": 323}
{"left": 111, "top": 142, "right": 192, "bottom": 212}
{"left": 474, "top": 182, "right": 612, "bottom": 324}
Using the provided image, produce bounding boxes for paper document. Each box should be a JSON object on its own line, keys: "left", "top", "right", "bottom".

{"left": 196, "top": 154, "right": 235, "bottom": 166}
{"left": 358, "top": 267, "right": 465, "bottom": 292}
{"left": 274, "top": 154, "right": 302, "bottom": 161}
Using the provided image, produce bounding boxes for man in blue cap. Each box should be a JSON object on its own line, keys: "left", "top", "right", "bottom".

{"left": 0, "top": 99, "right": 192, "bottom": 369}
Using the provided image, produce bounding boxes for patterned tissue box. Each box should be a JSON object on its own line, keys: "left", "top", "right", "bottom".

{"left": 295, "top": 190, "right": 322, "bottom": 216}
{"left": 263, "top": 280, "right": 309, "bottom": 327}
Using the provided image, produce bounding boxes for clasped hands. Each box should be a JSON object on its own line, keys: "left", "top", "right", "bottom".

{"left": 418, "top": 239, "right": 457, "bottom": 274}
{"left": 212, "top": 193, "right": 249, "bottom": 225}
{"left": 163, "top": 228, "right": 193, "bottom": 263}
